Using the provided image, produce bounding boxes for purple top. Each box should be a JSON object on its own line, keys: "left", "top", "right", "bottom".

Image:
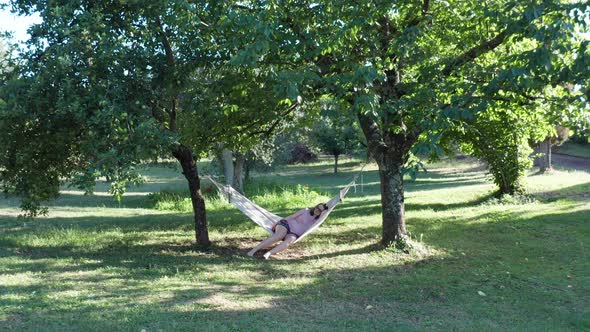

{"left": 285, "top": 208, "right": 318, "bottom": 236}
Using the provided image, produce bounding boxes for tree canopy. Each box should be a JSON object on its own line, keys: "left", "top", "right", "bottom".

{"left": 233, "top": 0, "right": 590, "bottom": 244}
{"left": 0, "top": 1, "right": 300, "bottom": 244}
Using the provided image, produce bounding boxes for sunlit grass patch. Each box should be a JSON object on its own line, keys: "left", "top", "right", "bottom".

{"left": 2, "top": 225, "right": 148, "bottom": 252}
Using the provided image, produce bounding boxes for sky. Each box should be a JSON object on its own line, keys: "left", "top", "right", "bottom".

{"left": 0, "top": 1, "right": 588, "bottom": 45}
{"left": 0, "top": 1, "right": 41, "bottom": 45}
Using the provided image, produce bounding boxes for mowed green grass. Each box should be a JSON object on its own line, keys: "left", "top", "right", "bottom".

{"left": 0, "top": 158, "right": 589, "bottom": 331}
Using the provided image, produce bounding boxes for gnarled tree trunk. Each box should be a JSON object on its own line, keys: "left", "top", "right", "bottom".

{"left": 358, "top": 112, "right": 417, "bottom": 246}
{"left": 378, "top": 162, "right": 407, "bottom": 244}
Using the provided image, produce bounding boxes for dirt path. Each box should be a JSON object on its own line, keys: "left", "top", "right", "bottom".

{"left": 553, "top": 153, "right": 590, "bottom": 171}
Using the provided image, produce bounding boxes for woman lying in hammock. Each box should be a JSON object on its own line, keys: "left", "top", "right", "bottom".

{"left": 247, "top": 202, "right": 329, "bottom": 259}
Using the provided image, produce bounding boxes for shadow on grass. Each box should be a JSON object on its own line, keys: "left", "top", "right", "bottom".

{"left": 532, "top": 182, "right": 590, "bottom": 202}
{"left": 324, "top": 191, "right": 497, "bottom": 222}
{"left": 2, "top": 205, "right": 589, "bottom": 330}
{"left": 2, "top": 166, "right": 590, "bottom": 331}
{"left": 3, "top": 200, "right": 587, "bottom": 266}
{"left": 2, "top": 161, "right": 590, "bottom": 328}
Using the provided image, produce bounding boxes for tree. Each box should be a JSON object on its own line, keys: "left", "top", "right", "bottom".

{"left": 242, "top": 1, "right": 590, "bottom": 245}
{"left": 457, "top": 84, "right": 588, "bottom": 194}
{"left": 458, "top": 107, "right": 546, "bottom": 195}
{"left": 533, "top": 84, "right": 588, "bottom": 173}
{"left": 536, "top": 125, "right": 571, "bottom": 173}
{"left": 0, "top": 1, "right": 296, "bottom": 245}
{"left": 311, "top": 99, "right": 361, "bottom": 173}
{"left": 183, "top": 62, "right": 302, "bottom": 193}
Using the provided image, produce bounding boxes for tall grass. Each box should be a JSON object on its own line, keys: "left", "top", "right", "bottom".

{"left": 148, "top": 178, "right": 331, "bottom": 212}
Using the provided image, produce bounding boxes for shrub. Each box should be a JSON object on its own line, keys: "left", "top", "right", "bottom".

{"left": 289, "top": 143, "right": 318, "bottom": 164}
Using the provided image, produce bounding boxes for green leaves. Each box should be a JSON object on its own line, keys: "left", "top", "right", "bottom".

{"left": 310, "top": 98, "right": 362, "bottom": 157}
{"left": 2, "top": 0, "right": 588, "bottom": 217}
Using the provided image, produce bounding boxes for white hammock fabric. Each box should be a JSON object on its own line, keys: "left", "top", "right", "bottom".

{"left": 205, "top": 176, "right": 354, "bottom": 243}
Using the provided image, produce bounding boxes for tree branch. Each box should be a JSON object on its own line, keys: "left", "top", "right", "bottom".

{"left": 377, "top": 0, "right": 430, "bottom": 99}
{"left": 441, "top": 29, "right": 510, "bottom": 77}
{"left": 245, "top": 102, "right": 300, "bottom": 138}
{"left": 403, "top": 0, "right": 430, "bottom": 28}
{"left": 439, "top": 3, "right": 566, "bottom": 78}
{"left": 232, "top": 3, "right": 255, "bottom": 12}
{"left": 155, "top": 17, "right": 176, "bottom": 67}
{"left": 357, "top": 111, "right": 387, "bottom": 157}
{"left": 422, "top": 0, "right": 430, "bottom": 15}
{"left": 155, "top": 16, "right": 178, "bottom": 132}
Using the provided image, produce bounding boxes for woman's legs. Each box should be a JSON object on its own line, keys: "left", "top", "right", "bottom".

{"left": 247, "top": 225, "right": 288, "bottom": 257}
{"left": 263, "top": 234, "right": 297, "bottom": 259}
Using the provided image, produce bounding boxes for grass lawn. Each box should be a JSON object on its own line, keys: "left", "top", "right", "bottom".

{"left": 555, "top": 142, "right": 590, "bottom": 159}
{"left": 1, "top": 159, "right": 589, "bottom": 331}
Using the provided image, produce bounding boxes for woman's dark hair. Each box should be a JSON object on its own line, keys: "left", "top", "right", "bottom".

{"left": 309, "top": 203, "right": 328, "bottom": 219}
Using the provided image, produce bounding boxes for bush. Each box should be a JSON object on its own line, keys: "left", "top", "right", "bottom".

{"left": 459, "top": 108, "right": 543, "bottom": 195}
{"left": 570, "top": 131, "right": 590, "bottom": 144}
{"left": 289, "top": 143, "right": 318, "bottom": 164}
{"left": 481, "top": 193, "right": 538, "bottom": 206}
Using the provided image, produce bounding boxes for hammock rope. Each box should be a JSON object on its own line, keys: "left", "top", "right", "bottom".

{"left": 207, "top": 176, "right": 281, "bottom": 232}
{"left": 204, "top": 165, "right": 365, "bottom": 243}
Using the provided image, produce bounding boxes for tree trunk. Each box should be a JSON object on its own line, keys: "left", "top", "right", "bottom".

{"left": 155, "top": 16, "right": 209, "bottom": 246}
{"left": 333, "top": 154, "right": 339, "bottom": 174}
{"left": 377, "top": 161, "right": 407, "bottom": 245}
{"left": 357, "top": 111, "right": 416, "bottom": 246}
{"left": 172, "top": 143, "right": 210, "bottom": 246}
{"left": 233, "top": 153, "right": 245, "bottom": 193}
{"left": 538, "top": 137, "right": 553, "bottom": 173}
{"left": 546, "top": 138, "right": 553, "bottom": 171}
{"left": 498, "top": 173, "right": 512, "bottom": 196}
{"left": 244, "top": 156, "right": 252, "bottom": 182}
{"left": 221, "top": 149, "right": 234, "bottom": 186}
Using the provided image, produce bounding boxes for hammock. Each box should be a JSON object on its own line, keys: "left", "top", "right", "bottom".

{"left": 205, "top": 176, "right": 355, "bottom": 243}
